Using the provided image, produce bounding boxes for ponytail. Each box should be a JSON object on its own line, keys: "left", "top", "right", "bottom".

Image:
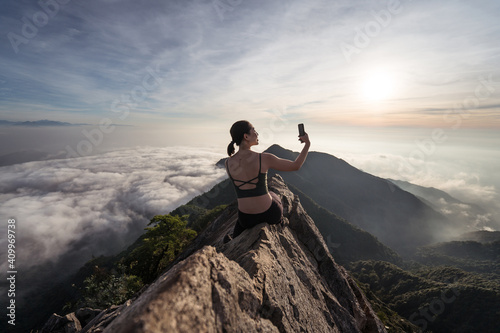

{"left": 227, "top": 120, "right": 251, "bottom": 156}
{"left": 227, "top": 141, "right": 235, "bottom": 156}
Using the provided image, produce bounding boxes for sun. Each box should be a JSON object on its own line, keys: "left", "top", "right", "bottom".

{"left": 361, "top": 70, "right": 395, "bottom": 101}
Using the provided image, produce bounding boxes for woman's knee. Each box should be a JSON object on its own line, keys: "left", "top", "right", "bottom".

{"left": 267, "top": 203, "right": 283, "bottom": 225}
{"left": 233, "top": 219, "right": 246, "bottom": 237}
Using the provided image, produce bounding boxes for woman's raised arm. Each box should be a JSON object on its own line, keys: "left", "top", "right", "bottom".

{"left": 264, "top": 133, "right": 310, "bottom": 172}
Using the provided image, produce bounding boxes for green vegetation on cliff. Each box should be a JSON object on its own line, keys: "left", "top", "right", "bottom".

{"left": 60, "top": 205, "right": 227, "bottom": 316}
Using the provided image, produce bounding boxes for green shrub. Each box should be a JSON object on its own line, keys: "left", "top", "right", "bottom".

{"left": 123, "top": 214, "right": 197, "bottom": 283}
{"left": 81, "top": 264, "right": 143, "bottom": 309}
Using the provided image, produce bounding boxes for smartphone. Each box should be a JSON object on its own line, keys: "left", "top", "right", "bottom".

{"left": 298, "top": 123, "right": 305, "bottom": 136}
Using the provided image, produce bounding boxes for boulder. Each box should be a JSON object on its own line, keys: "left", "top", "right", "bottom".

{"left": 40, "top": 312, "right": 82, "bottom": 333}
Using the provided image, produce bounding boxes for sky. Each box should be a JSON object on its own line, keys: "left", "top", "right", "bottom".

{"left": 1, "top": 0, "right": 500, "bottom": 130}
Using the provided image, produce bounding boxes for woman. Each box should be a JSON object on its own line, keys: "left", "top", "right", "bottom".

{"left": 225, "top": 120, "right": 310, "bottom": 238}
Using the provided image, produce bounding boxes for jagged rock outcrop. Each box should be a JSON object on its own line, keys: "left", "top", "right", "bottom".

{"left": 40, "top": 308, "right": 102, "bottom": 333}
{"left": 45, "top": 175, "right": 387, "bottom": 333}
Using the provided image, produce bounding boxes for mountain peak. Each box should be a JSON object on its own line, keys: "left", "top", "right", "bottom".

{"left": 44, "top": 175, "right": 386, "bottom": 333}
{"left": 265, "top": 144, "right": 298, "bottom": 158}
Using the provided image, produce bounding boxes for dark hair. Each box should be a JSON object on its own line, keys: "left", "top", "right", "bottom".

{"left": 227, "top": 120, "right": 252, "bottom": 156}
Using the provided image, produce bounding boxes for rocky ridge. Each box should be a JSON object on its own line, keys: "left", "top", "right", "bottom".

{"left": 42, "top": 175, "right": 387, "bottom": 333}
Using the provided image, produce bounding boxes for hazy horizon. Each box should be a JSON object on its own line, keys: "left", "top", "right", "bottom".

{"left": 1, "top": 121, "right": 499, "bottom": 212}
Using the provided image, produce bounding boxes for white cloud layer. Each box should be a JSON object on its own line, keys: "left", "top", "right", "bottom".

{"left": 0, "top": 147, "right": 227, "bottom": 278}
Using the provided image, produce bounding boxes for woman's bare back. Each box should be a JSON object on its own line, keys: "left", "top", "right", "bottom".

{"left": 227, "top": 151, "right": 273, "bottom": 214}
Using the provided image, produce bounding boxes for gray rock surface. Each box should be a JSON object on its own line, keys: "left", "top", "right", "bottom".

{"left": 40, "top": 312, "right": 82, "bottom": 333}
{"left": 46, "top": 175, "right": 387, "bottom": 332}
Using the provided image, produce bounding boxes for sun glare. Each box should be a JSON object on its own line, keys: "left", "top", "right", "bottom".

{"left": 361, "top": 70, "right": 395, "bottom": 101}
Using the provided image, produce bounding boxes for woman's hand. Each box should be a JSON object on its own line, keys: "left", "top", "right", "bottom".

{"left": 298, "top": 132, "right": 310, "bottom": 145}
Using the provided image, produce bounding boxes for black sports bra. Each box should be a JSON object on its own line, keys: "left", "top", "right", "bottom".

{"left": 225, "top": 153, "right": 269, "bottom": 198}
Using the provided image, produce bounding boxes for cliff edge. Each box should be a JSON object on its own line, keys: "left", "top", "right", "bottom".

{"left": 43, "top": 175, "right": 387, "bottom": 333}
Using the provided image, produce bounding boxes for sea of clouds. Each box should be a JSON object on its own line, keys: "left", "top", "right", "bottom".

{"left": 0, "top": 146, "right": 227, "bottom": 296}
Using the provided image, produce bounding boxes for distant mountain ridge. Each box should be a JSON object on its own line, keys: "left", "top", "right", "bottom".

{"left": 285, "top": 182, "right": 402, "bottom": 266}
{"left": 0, "top": 119, "right": 89, "bottom": 126}
{"left": 263, "top": 144, "right": 453, "bottom": 256}
{"left": 389, "top": 179, "right": 498, "bottom": 232}
{"left": 454, "top": 230, "right": 500, "bottom": 243}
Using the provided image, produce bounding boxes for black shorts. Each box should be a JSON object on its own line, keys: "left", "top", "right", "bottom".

{"left": 233, "top": 192, "right": 283, "bottom": 237}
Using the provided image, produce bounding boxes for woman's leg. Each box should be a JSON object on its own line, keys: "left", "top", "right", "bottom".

{"left": 232, "top": 215, "right": 247, "bottom": 238}
{"left": 266, "top": 192, "right": 283, "bottom": 225}
{"left": 233, "top": 193, "right": 283, "bottom": 237}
